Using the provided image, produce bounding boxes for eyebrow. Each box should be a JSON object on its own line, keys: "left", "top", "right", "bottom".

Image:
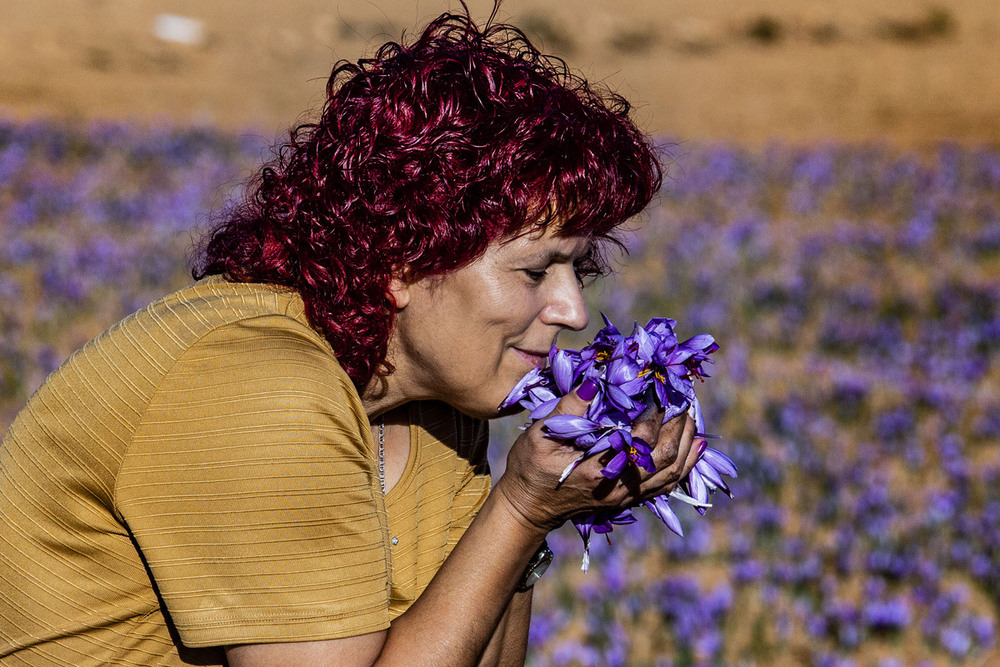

{"left": 545, "top": 250, "right": 579, "bottom": 263}
{"left": 513, "top": 251, "right": 577, "bottom": 268}
{"left": 525, "top": 243, "right": 593, "bottom": 265}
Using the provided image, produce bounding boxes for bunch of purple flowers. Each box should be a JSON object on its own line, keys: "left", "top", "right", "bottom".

{"left": 500, "top": 315, "right": 738, "bottom": 571}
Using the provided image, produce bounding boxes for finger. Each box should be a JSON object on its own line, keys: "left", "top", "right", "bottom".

{"left": 641, "top": 436, "right": 704, "bottom": 502}
{"left": 638, "top": 414, "right": 696, "bottom": 495}
{"left": 539, "top": 377, "right": 600, "bottom": 421}
{"left": 630, "top": 404, "right": 665, "bottom": 451}
{"left": 590, "top": 414, "right": 694, "bottom": 506}
{"left": 682, "top": 438, "right": 706, "bottom": 478}
{"left": 648, "top": 412, "right": 690, "bottom": 471}
{"left": 526, "top": 378, "right": 601, "bottom": 478}
{"left": 672, "top": 414, "right": 698, "bottom": 469}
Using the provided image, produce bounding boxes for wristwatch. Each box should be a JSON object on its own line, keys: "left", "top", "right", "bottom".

{"left": 517, "top": 539, "right": 554, "bottom": 591}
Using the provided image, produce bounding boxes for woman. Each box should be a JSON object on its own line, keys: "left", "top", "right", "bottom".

{"left": 0, "top": 12, "right": 699, "bottom": 667}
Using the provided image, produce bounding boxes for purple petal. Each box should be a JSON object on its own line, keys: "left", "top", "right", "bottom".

{"left": 600, "top": 450, "right": 629, "bottom": 479}
{"left": 551, "top": 348, "right": 576, "bottom": 395}
{"left": 632, "top": 437, "right": 656, "bottom": 473}
{"left": 646, "top": 496, "right": 684, "bottom": 537}
{"left": 617, "top": 375, "right": 649, "bottom": 397}
{"left": 592, "top": 520, "right": 615, "bottom": 534}
{"left": 666, "top": 347, "right": 696, "bottom": 365}
{"left": 607, "top": 355, "right": 641, "bottom": 385}
{"left": 694, "top": 457, "right": 729, "bottom": 492}
{"left": 643, "top": 317, "right": 678, "bottom": 342}
{"left": 681, "top": 333, "right": 716, "bottom": 351}
{"left": 529, "top": 397, "right": 560, "bottom": 420}
{"left": 583, "top": 439, "right": 612, "bottom": 457}
{"left": 606, "top": 383, "right": 635, "bottom": 411}
{"left": 499, "top": 367, "right": 546, "bottom": 410}
{"left": 702, "top": 447, "right": 738, "bottom": 477}
{"left": 572, "top": 514, "right": 596, "bottom": 572}
{"left": 543, "top": 415, "right": 599, "bottom": 438}
{"left": 591, "top": 431, "right": 616, "bottom": 454}
{"left": 654, "top": 378, "right": 669, "bottom": 407}
{"left": 688, "top": 468, "right": 709, "bottom": 505}
{"left": 527, "top": 385, "right": 558, "bottom": 403}
{"left": 631, "top": 436, "right": 652, "bottom": 454}
{"left": 666, "top": 368, "right": 695, "bottom": 396}
{"left": 661, "top": 401, "right": 688, "bottom": 424}
{"left": 610, "top": 510, "right": 638, "bottom": 525}
{"left": 632, "top": 325, "right": 657, "bottom": 363}
{"left": 605, "top": 429, "right": 629, "bottom": 452}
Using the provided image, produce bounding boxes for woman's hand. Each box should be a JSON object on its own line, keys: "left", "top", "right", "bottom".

{"left": 493, "top": 381, "right": 700, "bottom": 534}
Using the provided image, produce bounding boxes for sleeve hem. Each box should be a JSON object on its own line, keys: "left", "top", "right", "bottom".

{"left": 177, "top": 611, "right": 391, "bottom": 648}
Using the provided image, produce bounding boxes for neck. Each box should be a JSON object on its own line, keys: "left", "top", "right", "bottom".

{"left": 360, "top": 382, "right": 409, "bottom": 421}
{"left": 360, "top": 340, "right": 418, "bottom": 420}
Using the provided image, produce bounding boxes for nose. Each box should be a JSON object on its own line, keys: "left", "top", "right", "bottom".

{"left": 542, "top": 269, "right": 590, "bottom": 332}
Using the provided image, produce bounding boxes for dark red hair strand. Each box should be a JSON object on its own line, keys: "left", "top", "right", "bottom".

{"left": 195, "top": 11, "right": 662, "bottom": 391}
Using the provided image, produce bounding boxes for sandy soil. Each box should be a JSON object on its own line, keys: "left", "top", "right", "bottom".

{"left": 1, "top": 0, "right": 998, "bottom": 146}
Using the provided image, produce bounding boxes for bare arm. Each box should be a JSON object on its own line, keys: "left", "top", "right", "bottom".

{"left": 227, "top": 389, "right": 699, "bottom": 667}
{"left": 480, "top": 589, "right": 533, "bottom": 667}
{"left": 226, "top": 483, "right": 544, "bottom": 667}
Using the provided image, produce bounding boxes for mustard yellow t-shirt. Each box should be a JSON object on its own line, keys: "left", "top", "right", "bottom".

{"left": 0, "top": 278, "right": 491, "bottom": 666}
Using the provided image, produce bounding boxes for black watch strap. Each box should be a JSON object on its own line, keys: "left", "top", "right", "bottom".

{"left": 517, "top": 539, "right": 554, "bottom": 591}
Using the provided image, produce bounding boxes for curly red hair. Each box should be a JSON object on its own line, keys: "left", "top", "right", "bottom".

{"left": 195, "top": 11, "right": 662, "bottom": 390}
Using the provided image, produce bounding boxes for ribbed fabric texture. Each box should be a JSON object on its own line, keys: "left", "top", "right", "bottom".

{"left": 0, "top": 278, "right": 490, "bottom": 666}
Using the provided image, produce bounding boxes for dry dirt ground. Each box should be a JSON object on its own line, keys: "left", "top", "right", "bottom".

{"left": 1, "top": 0, "right": 998, "bottom": 146}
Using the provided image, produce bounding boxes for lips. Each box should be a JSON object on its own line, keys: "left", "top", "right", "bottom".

{"left": 513, "top": 347, "right": 549, "bottom": 368}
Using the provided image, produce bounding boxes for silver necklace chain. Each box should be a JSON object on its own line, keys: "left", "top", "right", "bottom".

{"left": 377, "top": 418, "right": 386, "bottom": 494}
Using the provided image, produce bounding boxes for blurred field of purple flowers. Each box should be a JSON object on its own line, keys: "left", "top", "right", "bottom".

{"left": 1, "top": 119, "right": 999, "bottom": 666}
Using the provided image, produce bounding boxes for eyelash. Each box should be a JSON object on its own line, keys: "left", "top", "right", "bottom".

{"left": 523, "top": 264, "right": 588, "bottom": 285}
{"left": 524, "top": 269, "right": 548, "bottom": 283}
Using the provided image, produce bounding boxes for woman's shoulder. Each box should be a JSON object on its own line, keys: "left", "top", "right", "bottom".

{"left": 144, "top": 276, "right": 309, "bottom": 334}
{"left": 145, "top": 278, "right": 359, "bottom": 403}
{"left": 25, "top": 278, "right": 352, "bottom": 441}
{"left": 114, "top": 277, "right": 328, "bottom": 368}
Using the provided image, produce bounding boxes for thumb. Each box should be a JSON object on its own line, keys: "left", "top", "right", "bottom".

{"left": 543, "top": 377, "right": 600, "bottom": 420}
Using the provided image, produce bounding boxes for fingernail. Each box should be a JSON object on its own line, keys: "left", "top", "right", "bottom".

{"left": 697, "top": 440, "right": 707, "bottom": 456}
{"left": 577, "top": 378, "right": 599, "bottom": 401}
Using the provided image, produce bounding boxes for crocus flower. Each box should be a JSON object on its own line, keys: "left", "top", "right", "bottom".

{"left": 499, "top": 315, "right": 738, "bottom": 571}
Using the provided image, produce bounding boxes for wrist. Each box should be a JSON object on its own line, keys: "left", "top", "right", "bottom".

{"left": 490, "top": 476, "right": 557, "bottom": 541}
{"left": 516, "top": 539, "right": 554, "bottom": 591}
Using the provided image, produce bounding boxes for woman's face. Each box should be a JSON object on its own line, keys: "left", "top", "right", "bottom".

{"left": 387, "top": 227, "right": 592, "bottom": 419}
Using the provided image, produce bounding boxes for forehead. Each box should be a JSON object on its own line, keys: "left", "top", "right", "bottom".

{"left": 495, "top": 225, "right": 593, "bottom": 261}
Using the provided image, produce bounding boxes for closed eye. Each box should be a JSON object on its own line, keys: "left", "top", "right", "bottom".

{"left": 523, "top": 269, "right": 548, "bottom": 283}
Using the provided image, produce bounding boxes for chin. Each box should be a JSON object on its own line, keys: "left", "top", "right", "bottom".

{"left": 446, "top": 401, "right": 505, "bottom": 421}
{"left": 451, "top": 382, "right": 521, "bottom": 421}
{"left": 494, "top": 401, "right": 527, "bottom": 420}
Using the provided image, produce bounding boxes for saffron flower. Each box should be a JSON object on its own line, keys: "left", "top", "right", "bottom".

{"left": 500, "top": 315, "right": 738, "bottom": 571}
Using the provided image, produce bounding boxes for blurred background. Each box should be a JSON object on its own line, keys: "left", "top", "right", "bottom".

{"left": 2, "top": 1, "right": 999, "bottom": 666}
{"left": 2, "top": 0, "right": 999, "bottom": 144}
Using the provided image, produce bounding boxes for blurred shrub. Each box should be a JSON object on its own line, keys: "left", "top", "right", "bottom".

{"left": 520, "top": 14, "right": 576, "bottom": 55}
{"left": 877, "top": 6, "right": 956, "bottom": 43}
{"left": 608, "top": 28, "right": 658, "bottom": 56}
{"left": 808, "top": 22, "right": 842, "bottom": 45}
{"left": 745, "top": 15, "right": 784, "bottom": 46}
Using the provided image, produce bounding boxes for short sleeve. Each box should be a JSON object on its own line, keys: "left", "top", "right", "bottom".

{"left": 115, "top": 315, "right": 391, "bottom": 648}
